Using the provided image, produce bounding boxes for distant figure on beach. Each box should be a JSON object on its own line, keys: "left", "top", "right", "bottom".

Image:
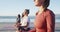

{"left": 15, "top": 9, "right": 30, "bottom": 32}
{"left": 29, "top": 0, "right": 55, "bottom": 32}
{"left": 21, "top": 9, "right": 30, "bottom": 32}
{"left": 15, "top": 14, "right": 21, "bottom": 32}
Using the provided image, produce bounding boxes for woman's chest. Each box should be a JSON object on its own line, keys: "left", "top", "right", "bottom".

{"left": 34, "top": 13, "right": 46, "bottom": 28}
{"left": 35, "top": 13, "right": 46, "bottom": 22}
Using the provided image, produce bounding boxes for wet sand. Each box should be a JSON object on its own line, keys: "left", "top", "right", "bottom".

{"left": 0, "top": 22, "right": 60, "bottom": 32}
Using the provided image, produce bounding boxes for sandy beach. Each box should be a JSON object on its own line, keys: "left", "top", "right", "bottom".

{"left": 0, "top": 22, "right": 60, "bottom": 32}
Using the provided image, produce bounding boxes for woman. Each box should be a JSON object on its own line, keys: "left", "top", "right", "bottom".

{"left": 29, "top": 0, "right": 55, "bottom": 32}
{"left": 20, "top": 9, "right": 30, "bottom": 32}
{"left": 15, "top": 14, "right": 21, "bottom": 32}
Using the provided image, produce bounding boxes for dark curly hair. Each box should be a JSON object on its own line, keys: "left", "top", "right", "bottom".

{"left": 25, "top": 9, "right": 29, "bottom": 14}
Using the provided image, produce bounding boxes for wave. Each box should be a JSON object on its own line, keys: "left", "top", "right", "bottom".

{"left": 0, "top": 14, "right": 60, "bottom": 19}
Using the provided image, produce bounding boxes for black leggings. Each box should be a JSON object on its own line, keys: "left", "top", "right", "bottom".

{"left": 18, "top": 26, "right": 30, "bottom": 31}
{"left": 18, "top": 26, "right": 25, "bottom": 30}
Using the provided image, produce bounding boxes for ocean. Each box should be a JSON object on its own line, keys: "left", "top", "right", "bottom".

{"left": 0, "top": 14, "right": 60, "bottom": 32}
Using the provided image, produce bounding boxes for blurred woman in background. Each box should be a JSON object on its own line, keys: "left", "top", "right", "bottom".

{"left": 15, "top": 14, "right": 21, "bottom": 32}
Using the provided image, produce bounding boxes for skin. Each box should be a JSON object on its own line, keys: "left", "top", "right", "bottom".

{"left": 34, "top": 0, "right": 45, "bottom": 14}
{"left": 34, "top": 0, "right": 45, "bottom": 6}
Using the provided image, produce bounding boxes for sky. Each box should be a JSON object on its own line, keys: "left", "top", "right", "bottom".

{"left": 0, "top": 0, "right": 60, "bottom": 16}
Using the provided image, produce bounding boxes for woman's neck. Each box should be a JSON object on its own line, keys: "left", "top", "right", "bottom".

{"left": 24, "top": 15, "right": 28, "bottom": 17}
{"left": 38, "top": 6, "right": 45, "bottom": 14}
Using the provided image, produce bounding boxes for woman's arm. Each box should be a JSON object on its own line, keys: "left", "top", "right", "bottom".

{"left": 46, "top": 11, "right": 55, "bottom": 32}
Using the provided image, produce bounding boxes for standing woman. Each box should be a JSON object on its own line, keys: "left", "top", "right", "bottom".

{"left": 29, "top": 0, "right": 55, "bottom": 32}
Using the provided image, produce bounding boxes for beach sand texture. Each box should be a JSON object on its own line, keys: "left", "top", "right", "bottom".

{"left": 0, "top": 22, "right": 60, "bottom": 32}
